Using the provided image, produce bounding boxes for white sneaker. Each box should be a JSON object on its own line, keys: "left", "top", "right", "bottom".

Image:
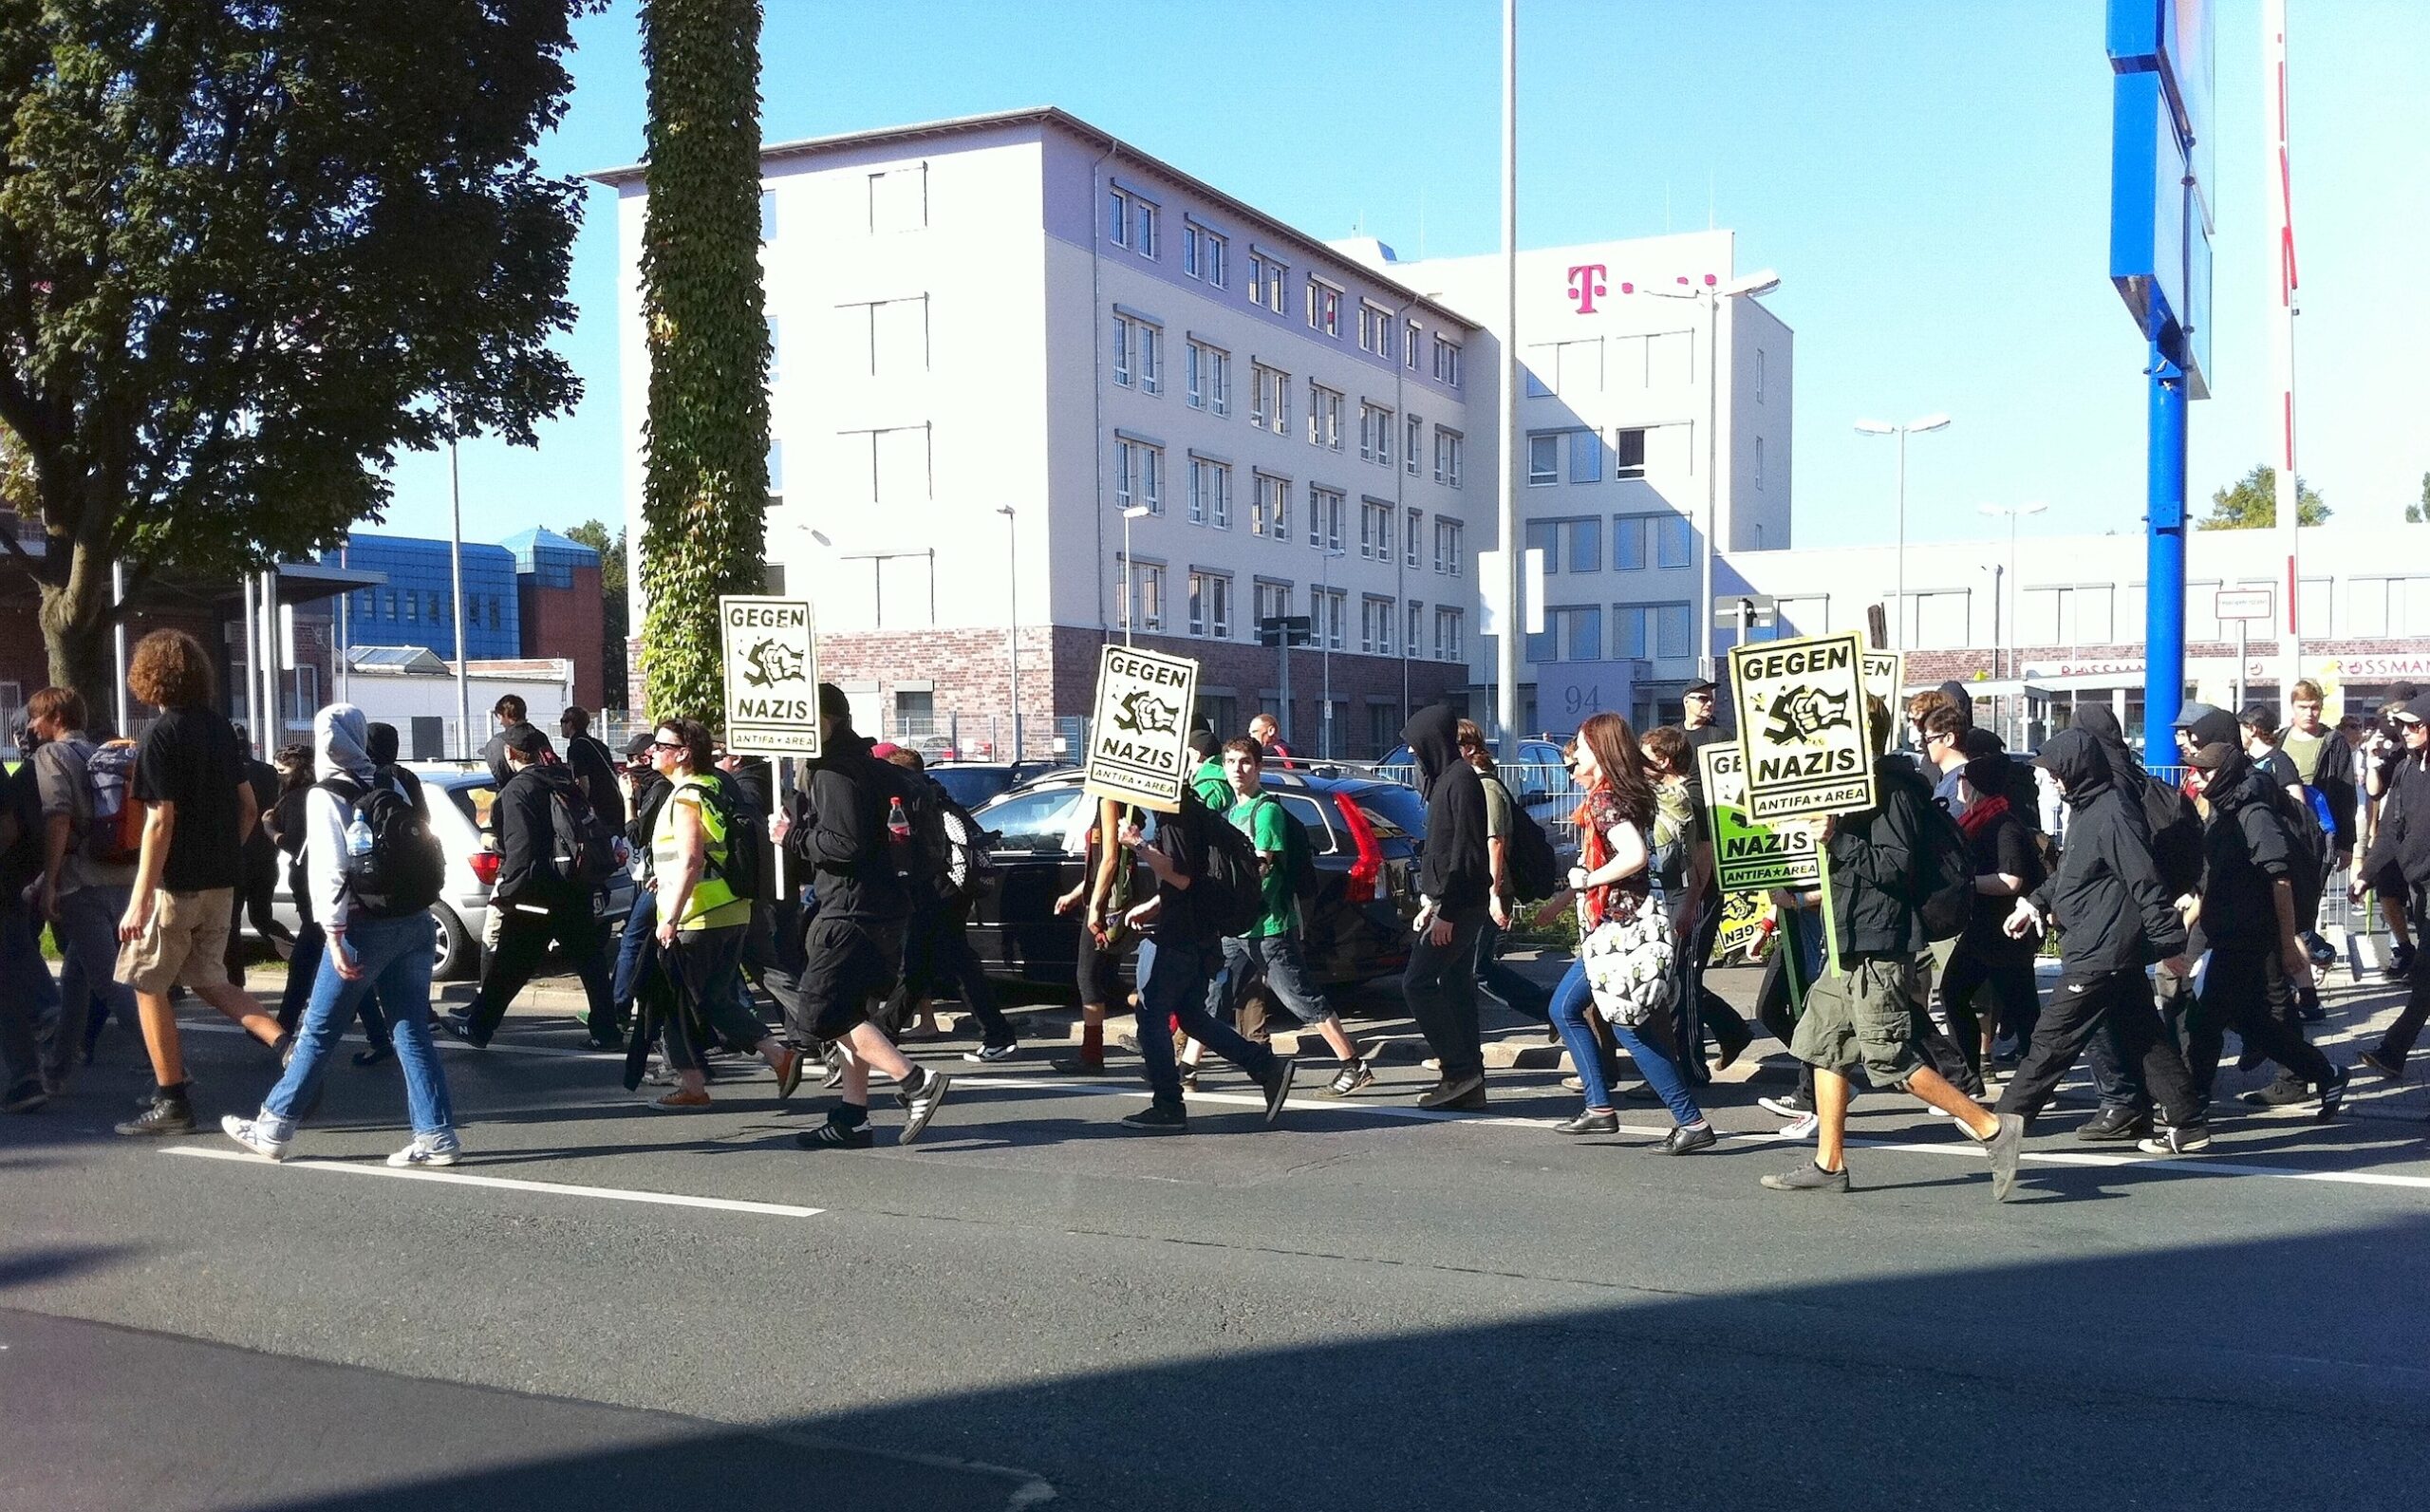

{"left": 386, "top": 1131, "right": 461, "bottom": 1168}
{"left": 220, "top": 1113, "right": 291, "bottom": 1162}
{"left": 1780, "top": 1111, "right": 1820, "bottom": 1141}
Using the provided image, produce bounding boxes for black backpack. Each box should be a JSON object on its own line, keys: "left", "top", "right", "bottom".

{"left": 2139, "top": 774, "right": 2206, "bottom": 900}
{"left": 322, "top": 774, "right": 445, "bottom": 919}
{"left": 1500, "top": 799, "right": 1563, "bottom": 905}
{"left": 2261, "top": 781, "right": 2326, "bottom": 921}
{"left": 1906, "top": 793, "right": 1977, "bottom": 943}
{"left": 873, "top": 762, "right": 951, "bottom": 895}
{"left": 1187, "top": 794, "right": 1265, "bottom": 938}
{"left": 548, "top": 782, "right": 623, "bottom": 890}
{"left": 934, "top": 791, "right": 1000, "bottom": 904}
{"left": 683, "top": 776, "right": 762, "bottom": 906}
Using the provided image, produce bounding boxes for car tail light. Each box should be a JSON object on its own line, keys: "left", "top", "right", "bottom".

{"left": 469, "top": 849, "right": 501, "bottom": 887}
{"left": 1331, "top": 792, "right": 1382, "bottom": 905}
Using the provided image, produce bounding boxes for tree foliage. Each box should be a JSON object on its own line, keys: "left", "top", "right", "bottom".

{"left": 0, "top": 2, "right": 590, "bottom": 729}
{"left": 634, "top": 0, "right": 769, "bottom": 726}
{"left": 2408, "top": 471, "right": 2426, "bottom": 526}
{"left": 565, "top": 517, "right": 627, "bottom": 710}
{"left": 2199, "top": 463, "right": 2329, "bottom": 530}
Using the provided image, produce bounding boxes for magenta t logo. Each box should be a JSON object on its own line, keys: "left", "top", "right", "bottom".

{"left": 1566, "top": 264, "right": 1608, "bottom": 314}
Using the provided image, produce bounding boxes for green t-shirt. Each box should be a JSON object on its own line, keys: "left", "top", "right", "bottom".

{"left": 1478, "top": 773, "right": 1512, "bottom": 841}
{"left": 1232, "top": 792, "right": 1296, "bottom": 938}
{"left": 2281, "top": 727, "right": 2325, "bottom": 789}
{"left": 1193, "top": 759, "right": 1232, "bottom": 813}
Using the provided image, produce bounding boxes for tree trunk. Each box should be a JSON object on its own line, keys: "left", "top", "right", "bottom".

{"left": 37, "top": 537, "right": 122, "bottom": 737}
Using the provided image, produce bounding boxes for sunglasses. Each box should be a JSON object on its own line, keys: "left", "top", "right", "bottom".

{"left": 649, "top": 738, "right": 683, "bottom": 751}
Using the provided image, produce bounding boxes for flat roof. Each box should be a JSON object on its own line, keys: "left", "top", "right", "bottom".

{"left": 589, "top": 105, "right": 1478, "bottom": 332}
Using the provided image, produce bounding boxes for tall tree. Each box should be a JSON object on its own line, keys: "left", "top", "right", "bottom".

{"left": 634, "top": 0, "right": 769, "bottom": 725}
{"left": 0, "top": 4, "right": 589, "bottom": 730}
{"left": 2198, "top": 463, "right": 2329, "bottom": 530}
{"left": 2407, "top": 470, "right": 2426, "bottom": 526}
{"left": 564, "top": 517, "right": 628, "bottom": 710}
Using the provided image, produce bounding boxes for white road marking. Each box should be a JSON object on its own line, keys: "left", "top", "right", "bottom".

{"left": 163, "top": 1146, "right": 822, "bottom": 1218}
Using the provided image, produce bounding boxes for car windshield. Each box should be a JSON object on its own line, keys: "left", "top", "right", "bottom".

{"left": 930, "top": 767, "right": 1018, "bottom": 809}
{"left": 976, "top": 785, "right": 1091, "bottom": 853}
{"left": 1349, "top": 784, "right": 1424, "bottom": 839}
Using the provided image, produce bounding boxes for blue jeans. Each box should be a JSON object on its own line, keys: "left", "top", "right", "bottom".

{"left": 1134, "top": 937, "right": 1275, "bottom": 1107}
{"left": 278, "top": 924, "right": 390, "bottom": 1046}
{"left": 0, "top": 909, "right": 54, "bottom": 1090}
{"left": 611, "top": 890, "right": 657, "bottom": 1027}
{"left": 1474, "top": 919, "right": 1551, "bottom": 1021}
{"left": 45, "top": 883, "right": 134, "bottom": 1077}
{"left": 1548, "top": 958, "right": 1704, "bottom": 1128}
{"left": 263, "top": 912, "right": 454, "bottom": 1137}
{"left": 1213, "top": 933, "right": 1338, "bottom": 1027}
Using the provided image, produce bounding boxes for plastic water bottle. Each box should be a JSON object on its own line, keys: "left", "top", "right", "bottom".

{"left": 345, "top": 811, "right": 376, "bottom": 872}
{"left": 888, "top": 796, "right": 914, "bottom": 876}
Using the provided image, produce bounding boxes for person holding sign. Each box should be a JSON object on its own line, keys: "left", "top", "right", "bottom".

{"left": 1761, "top": 697, "right": 2026, "bottom": 1199}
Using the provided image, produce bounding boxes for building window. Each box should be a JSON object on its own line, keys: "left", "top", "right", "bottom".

{"left": 1406, "top": 599, "right": 1423, "bottom": 657}
{"left": 1308, "top": 486, "right": 1345, "bottom": 552}
{"left": 1186, "top": 340, "right": 1230, "bottom": 415}
{"left": 1529, "top": 605, "right": 1602, "bottom": 664}
{"left": 1307, "top": 383, "right": 1343, "bottom": 450}
{"left": 1434, "top": 607, "right": 1464, "bottom": 661}
{"left": 1755, "top": 346, "right": 1766, "bottom": 402}
{"left": 402, "top": 590, "right": 416, "bottom": 625}
{"left": 1656, "top": 603, "right": 1692, "bottom": 659}
{"left": 1187, "top": 570, "right": 1233, "bottom": 639}
{"left": 1434, "top": 517, "right": 1464, "bottom": 575}
{"left": 1431, "top": 336, "right": 1463, "bottom": 387}
{"left": 758, "top": 188, "right": 776, "bottom": 241}
{"left": 1612, "top": 514, "right": 1646, "bottom": 570}
{"left": 1360, "top": 499, "right": 1393, "bottom": 561}
{"left": 868, "top": 166, "right": 926, "bottom": 232}
{"left": 1404, "top": 319, "right": 1421, "bottom": 369}
{"left": 1115, "top": 555, "right": 1166, "bottom": 631}
{"left": 1359, "top": 302, "right": 1393, "bottom": 357}
{"left": 489, "top": 596, "right": 502, "bottom": 632}
{"left": 841, "top": 423, "right": 934, "bottom": 503}
{"left": 1526, "top": 434, "right": 1558, "bottom": 487}
{"left": 1305, "top": 278, "right": 1341, "bottom": 336}
{"left": 1248, "top": 252, "right": 1285, "bottom": 313}
{"left": 1361, "top": 595, "right": 1395, "bottom": 654}
{"left": 1254, "top": 578, "right": 1291, "bottom": 626}
{"left": 1405, "top": 508, "right": 1423, "bottom": 569}
{"left": 1107, "top": 184, "right": 1157, "bottom": 255}
{"left": 1433, "top": 428, "right": 1465, "bottom": 488}
{"left": 839, "top": 294, "right": 929, "bottom": 377}
{"left": 1112, "top": 310, "right": 1161, "bottom": 392}
{"left": 1358, "top": 403, "right": 1394, "bottom": 465}
{"left": 1404, "top": 413, "right": 1423, "bottom": 476}
{"left": 1251, "top": 364, "right": 1290, "bottom": 436}
{"left": 1188, "top": 457, "right": 1231, "bottom": 530}
{"left": 1252, "top": 472, "right": 1291, "bottom": 539}
{"left": 1655, "top": 514, "right": 1692, "bottom": 569}
{"left": 1114, "top": 438, "right": 1164, "bottom": 515}
{"left": 1614, "top": 427, "right": 1648, "bottom": 480}
{"left": 1314, "top": 587, "right": 1346, "bottom": 650}
{"left": 1754, "top": 435, "right": 1765, "bottom": 491}
{"left": 1183, "top": 220, "right": 1227, "bottom": 286}
{"left": 1569, "top": 429, "right": 1604, "bottom": 483}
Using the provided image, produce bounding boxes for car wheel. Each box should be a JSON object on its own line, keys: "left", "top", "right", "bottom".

{"left": 430, "top": 904, "right": 476, "bottom": 980}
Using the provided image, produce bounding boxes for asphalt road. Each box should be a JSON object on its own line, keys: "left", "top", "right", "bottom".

{"left": 8, "top": 976, "right": 2430, "bottom": 1512}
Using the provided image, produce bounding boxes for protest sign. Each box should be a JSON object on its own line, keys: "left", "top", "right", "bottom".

{"left": 720, "top": 596, "right": 821, "bottom": 756}
{"left": 1699, "top": 741, "right": 1822, "bottom": 894}
{"left": 1728, "top": 630, "right": 1876, "bottom": 820}
{"left": 1083, "top": 644, "right": 1199, "bottom": 812}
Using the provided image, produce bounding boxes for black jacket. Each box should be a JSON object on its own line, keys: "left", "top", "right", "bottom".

{"left": 2363, "top": 746, "right": 2430, "bottom": 890}
{"left": 565, "top": 734, "right": 625, "bottom": 831}
{"left": 2290, "top": 725, "right": 2358, "bottom": 853}
{"left": 626, "top": 769, "right": 671, "bottom": 851}
{"left": 1403, "top": 705, "right": 1488, "bottom": 910}
{"left": 2196, "top": 756, "right": 2297, "bottom": 951}
{"left": 480, "top": 721, "right": 555, "bottom": 790}
{"left": 491, "top": 760, "right": 583, "bottom": 906}
{"left": 2029, "top": 728, "right": 2187, "bottom": 973}
{"left": 783, "top": 730, "right": 913, "bottom": 925}
{"left": 1824, "top": 757, "right": 1936, "bottom": 961}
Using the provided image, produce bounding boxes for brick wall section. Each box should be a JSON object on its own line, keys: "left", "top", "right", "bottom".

{"left": 519, "top": 560, "right": 605, "bottom": 709}
{"left": 1900, "top": 639, "right": 2430, "bottom": 688}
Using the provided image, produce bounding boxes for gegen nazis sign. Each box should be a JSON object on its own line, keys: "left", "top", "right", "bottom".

{"left": 1698, "top": 742, "right": 1822, "bottom": 894}
{"left": 1083, "top": 644, "right": 1199, "bottom": 813}
{"left": 1728, "top": 631, "right": 1876, "bottom": 821}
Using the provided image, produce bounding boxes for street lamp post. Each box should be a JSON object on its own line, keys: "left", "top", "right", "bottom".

{"left": 1120, "top": 504, "right": 1150, "bottom": 647}
{"left": 1978, "top": 501, "right": 2047, "bottom": 746}
{"left": 1619, "top": 270, "right": 1782, "bottom": 681}
{"left": 997, "top": 504, "right": 1019, "bottom": 760}
{"left": 1855, "top": 413, "right": 1953, "bottom": 650}
{"left": 1318, "top": 544, "right": 1347, "bottom": 758}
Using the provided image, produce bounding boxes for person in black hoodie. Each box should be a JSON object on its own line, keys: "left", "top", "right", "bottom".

{"left": 1399, "top": 703, "right": 1494, "bottom": 1110}
{"left": 2353, "top": 700, "right": 2430, "bottom": 1084}
{"left": 1937, "top": 735, "right": 2044, "bottom": 1088}
{"left": 1998, "top": 728, "right": 2213, "bottom": 1156}
{"left": 2361, "top": 684, "right": 2421, "bottom": 979}
{"left": 558, "top": 706, "right": 626, "bottom": 832}
{"left": 2178, "top": 740, "right": 2348, "bottom": 1112}
{"left": 1761, "top": 698, "right": 2024, "bottom": 1199}
{"left": 2068, "top": 704, "right": 2178, "bottom": 1139}
{"left": 777, "top": 683, "right": 953, "bottom": 1148}
{"left": 442, "top": 723, "right": 615, "bottom": 1047}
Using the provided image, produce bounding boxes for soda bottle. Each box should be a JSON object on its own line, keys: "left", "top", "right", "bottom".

{"left": 888, "top": 796, "right": 914, "bottom": 877}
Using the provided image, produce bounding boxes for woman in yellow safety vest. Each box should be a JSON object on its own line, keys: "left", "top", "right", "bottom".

{"left": 645, "top": 718, "right": 801, "bottom": 1111}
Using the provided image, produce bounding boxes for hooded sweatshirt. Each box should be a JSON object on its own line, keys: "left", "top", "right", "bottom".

{"left": 784, "top": 727, "right": 915, "bottom": 925}
{"left": 1403, "top": 704, "right": 1488, "bottom": 910}
{"left": 1823, "top": 756, "right": 1938, "bottom": 960}
{"left": 303, "top": 705, "right": 378, "bottom": 932}
{"left": 492, "top": 752, "right": 585, "bottom": 905}
{"left": 2195, "top": 750, "right": 2297, "bottom": 951}
{"left": 2029, "top": 728, "right": 2187, "bottom": 973}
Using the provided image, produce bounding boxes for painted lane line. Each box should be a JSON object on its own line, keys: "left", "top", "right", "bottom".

{"left": 163, "top": 1146, "right": 822, "bottom": 1218}
{"left": 949, "top": 1073, "right": 2430, "bottom": 1193}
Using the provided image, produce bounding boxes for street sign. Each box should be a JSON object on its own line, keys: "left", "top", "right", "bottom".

{"left": 718, "top": 595, "right": 821, "bottom": 756}
{"left": 1475, "top": 548, "right": 1547, "bottom": 638}
{"left": 1862, "top": 649, "right": 1904, "bottom": 750}
{"left": 2215, "top": 588, "right": 2272, "bottom": 622}
{"left": 1539, "top": 661, "right": 1635, "bottom": 731}
{"left": 1256, "top": 614, "right": 1314, "bottom": 648}
{"left": 1728, "top": 631, "right": 1876, "bottom": 821}
{"left": 1714, "top": 593, "right": 1777, "bottom": 627}
{"left": 1083, "top": 644, "right": 1199, "bottom": 813}
{"left": 1699, "top": 742, "right": 1822, "bottom": 894}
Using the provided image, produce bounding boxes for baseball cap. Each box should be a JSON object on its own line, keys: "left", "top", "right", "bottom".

{"left": 502, "top": 723, "right": 550, "bottom": 755}
{"left": 623, "top": 730, "right": 654, "bottom": 758}
{"left": 869, "top": 741, "right": 903, "bottom": 758}
{"left": 1683, "top": 678, "right": 1717, "bottom": 696}
{"left": 2185, "top": 741, "right": 2238, "bottom": 770}
{"left": 2391, "top": 701, "right": 2425, "bottom": 726}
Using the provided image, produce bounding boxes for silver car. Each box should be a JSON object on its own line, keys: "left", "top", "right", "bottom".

{"left": 252, "top": 765, "right": 637, "bottom": 980}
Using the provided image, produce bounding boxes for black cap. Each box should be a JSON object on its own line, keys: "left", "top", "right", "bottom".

{"left": 624, "top": 730, "right": 655, "bottom": 758}
{"left": 2239, "top": 702, "right": 2279, "bottom": 737}
{"left": 2391, "top": 700, "right": 2425, "bottom": 726}
{"left": 502, "top": 723, "right": 550, "bottom": 755}
{"left": 1684, "top": 679, "right": 1717, "bottom": 696}
{"left": 2186, "top": 741, "right": 2238, "bottom": 770}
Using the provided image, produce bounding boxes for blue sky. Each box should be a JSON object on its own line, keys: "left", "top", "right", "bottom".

{"left": 377, "top": 0, "right": 2429, "bottom": 552}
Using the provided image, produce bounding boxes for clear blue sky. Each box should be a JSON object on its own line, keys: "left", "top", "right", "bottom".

{"left": 377, "top": 0, "right": 2429, "bottom": 552}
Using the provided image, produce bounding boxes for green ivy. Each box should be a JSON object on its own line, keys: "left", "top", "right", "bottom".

{"left": 635, "top": 0, "right": 771, "bottom": 727}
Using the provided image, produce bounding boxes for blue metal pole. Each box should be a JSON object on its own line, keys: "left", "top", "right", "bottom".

{"left": 2142, "top": 341, "right": 2189, "bottom": 760}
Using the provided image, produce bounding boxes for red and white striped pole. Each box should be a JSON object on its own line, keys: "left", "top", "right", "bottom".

{"left": 2266, "top": 0, "right": 2303, "bottom": 700}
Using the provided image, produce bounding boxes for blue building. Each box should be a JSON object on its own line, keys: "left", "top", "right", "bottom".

{"left": 325, "top": 533, "right": 523, "bottom": 663}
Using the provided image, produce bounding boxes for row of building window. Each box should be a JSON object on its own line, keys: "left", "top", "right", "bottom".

{"left": 347, "top": 588, "right": 507, "bottom": 636}
{"left": 1527, "top": 603, "right": 1697, "bottom": 663}
{"left": 1114, "top": 556, "right": 1467, "bottom": 660}
{"left": 1523, "top": 425, "right": 1764, "bottom": 494}
{"left": 1122, "top": 442, "right": 1467, "bottom": 569}
{"left": 1107, "top": 184, "right": 1462, "bottom": 387}
{"left": 1523, "top": 513, "right": 1695, "bottom": 574}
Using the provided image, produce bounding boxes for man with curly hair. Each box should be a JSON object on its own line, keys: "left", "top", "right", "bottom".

{"left": 114, "top": 630, "right": 291, "bottom": 1136}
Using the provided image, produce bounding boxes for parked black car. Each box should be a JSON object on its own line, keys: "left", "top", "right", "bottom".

{"left": 927, "top": 760, "right": 1070, "bottom": 812}
{"left": 964, "top": 768, "right": 1426, "bottom": 991}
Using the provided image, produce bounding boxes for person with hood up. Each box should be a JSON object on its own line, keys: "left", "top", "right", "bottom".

{"left": 221, "top": 706, "right": 461, "bottom": 1167}
{"left": 1999, "top": 728, "right": 2213, "bottom": 1157}
{"left": 442, "top": 723, "right": 616, "bottom": 1048}
{"left": 1399, "top": 703, "right": 1494, "bottom": 1110}
{"left": 1759, "top": 698, "right": 2024, "bottom": 1199}
{"left": 2353, "top": 700, "right": 2430, "bottom": 1086}
{"left": 1936, "top": 734, "right": 2045, "bottom": 1088}
{"left": 2361, "top": 684, "right": 2421, "bottom": 980}
{"left": 2176, "top": 740, "right": 2348, "bottom": 1114}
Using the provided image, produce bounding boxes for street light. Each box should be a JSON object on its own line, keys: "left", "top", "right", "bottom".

{"left": 1318, "top": 544, "right": 1347, "bottom": 758}
{"left": 1854, "top": 412, "right": 1953, "bottom": 650}
{"left": 1620, "top": 269, "right": 1783, "bottom": 681}
{"left": 1120, "top": 504, "right": 1150, "bottom": 646}
{"left": 1978, "top": 502, "right": 2047, "bottom": 740}
{"left": 997, "top": 505, "right": 1020, "bottom": 760}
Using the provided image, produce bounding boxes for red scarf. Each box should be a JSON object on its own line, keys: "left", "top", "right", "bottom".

{"left": 1956, "top": 793, "right": 2009, "bottom": 840}
{"left": 1572, "top": 781, "right": 1619, "bottom": 929}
